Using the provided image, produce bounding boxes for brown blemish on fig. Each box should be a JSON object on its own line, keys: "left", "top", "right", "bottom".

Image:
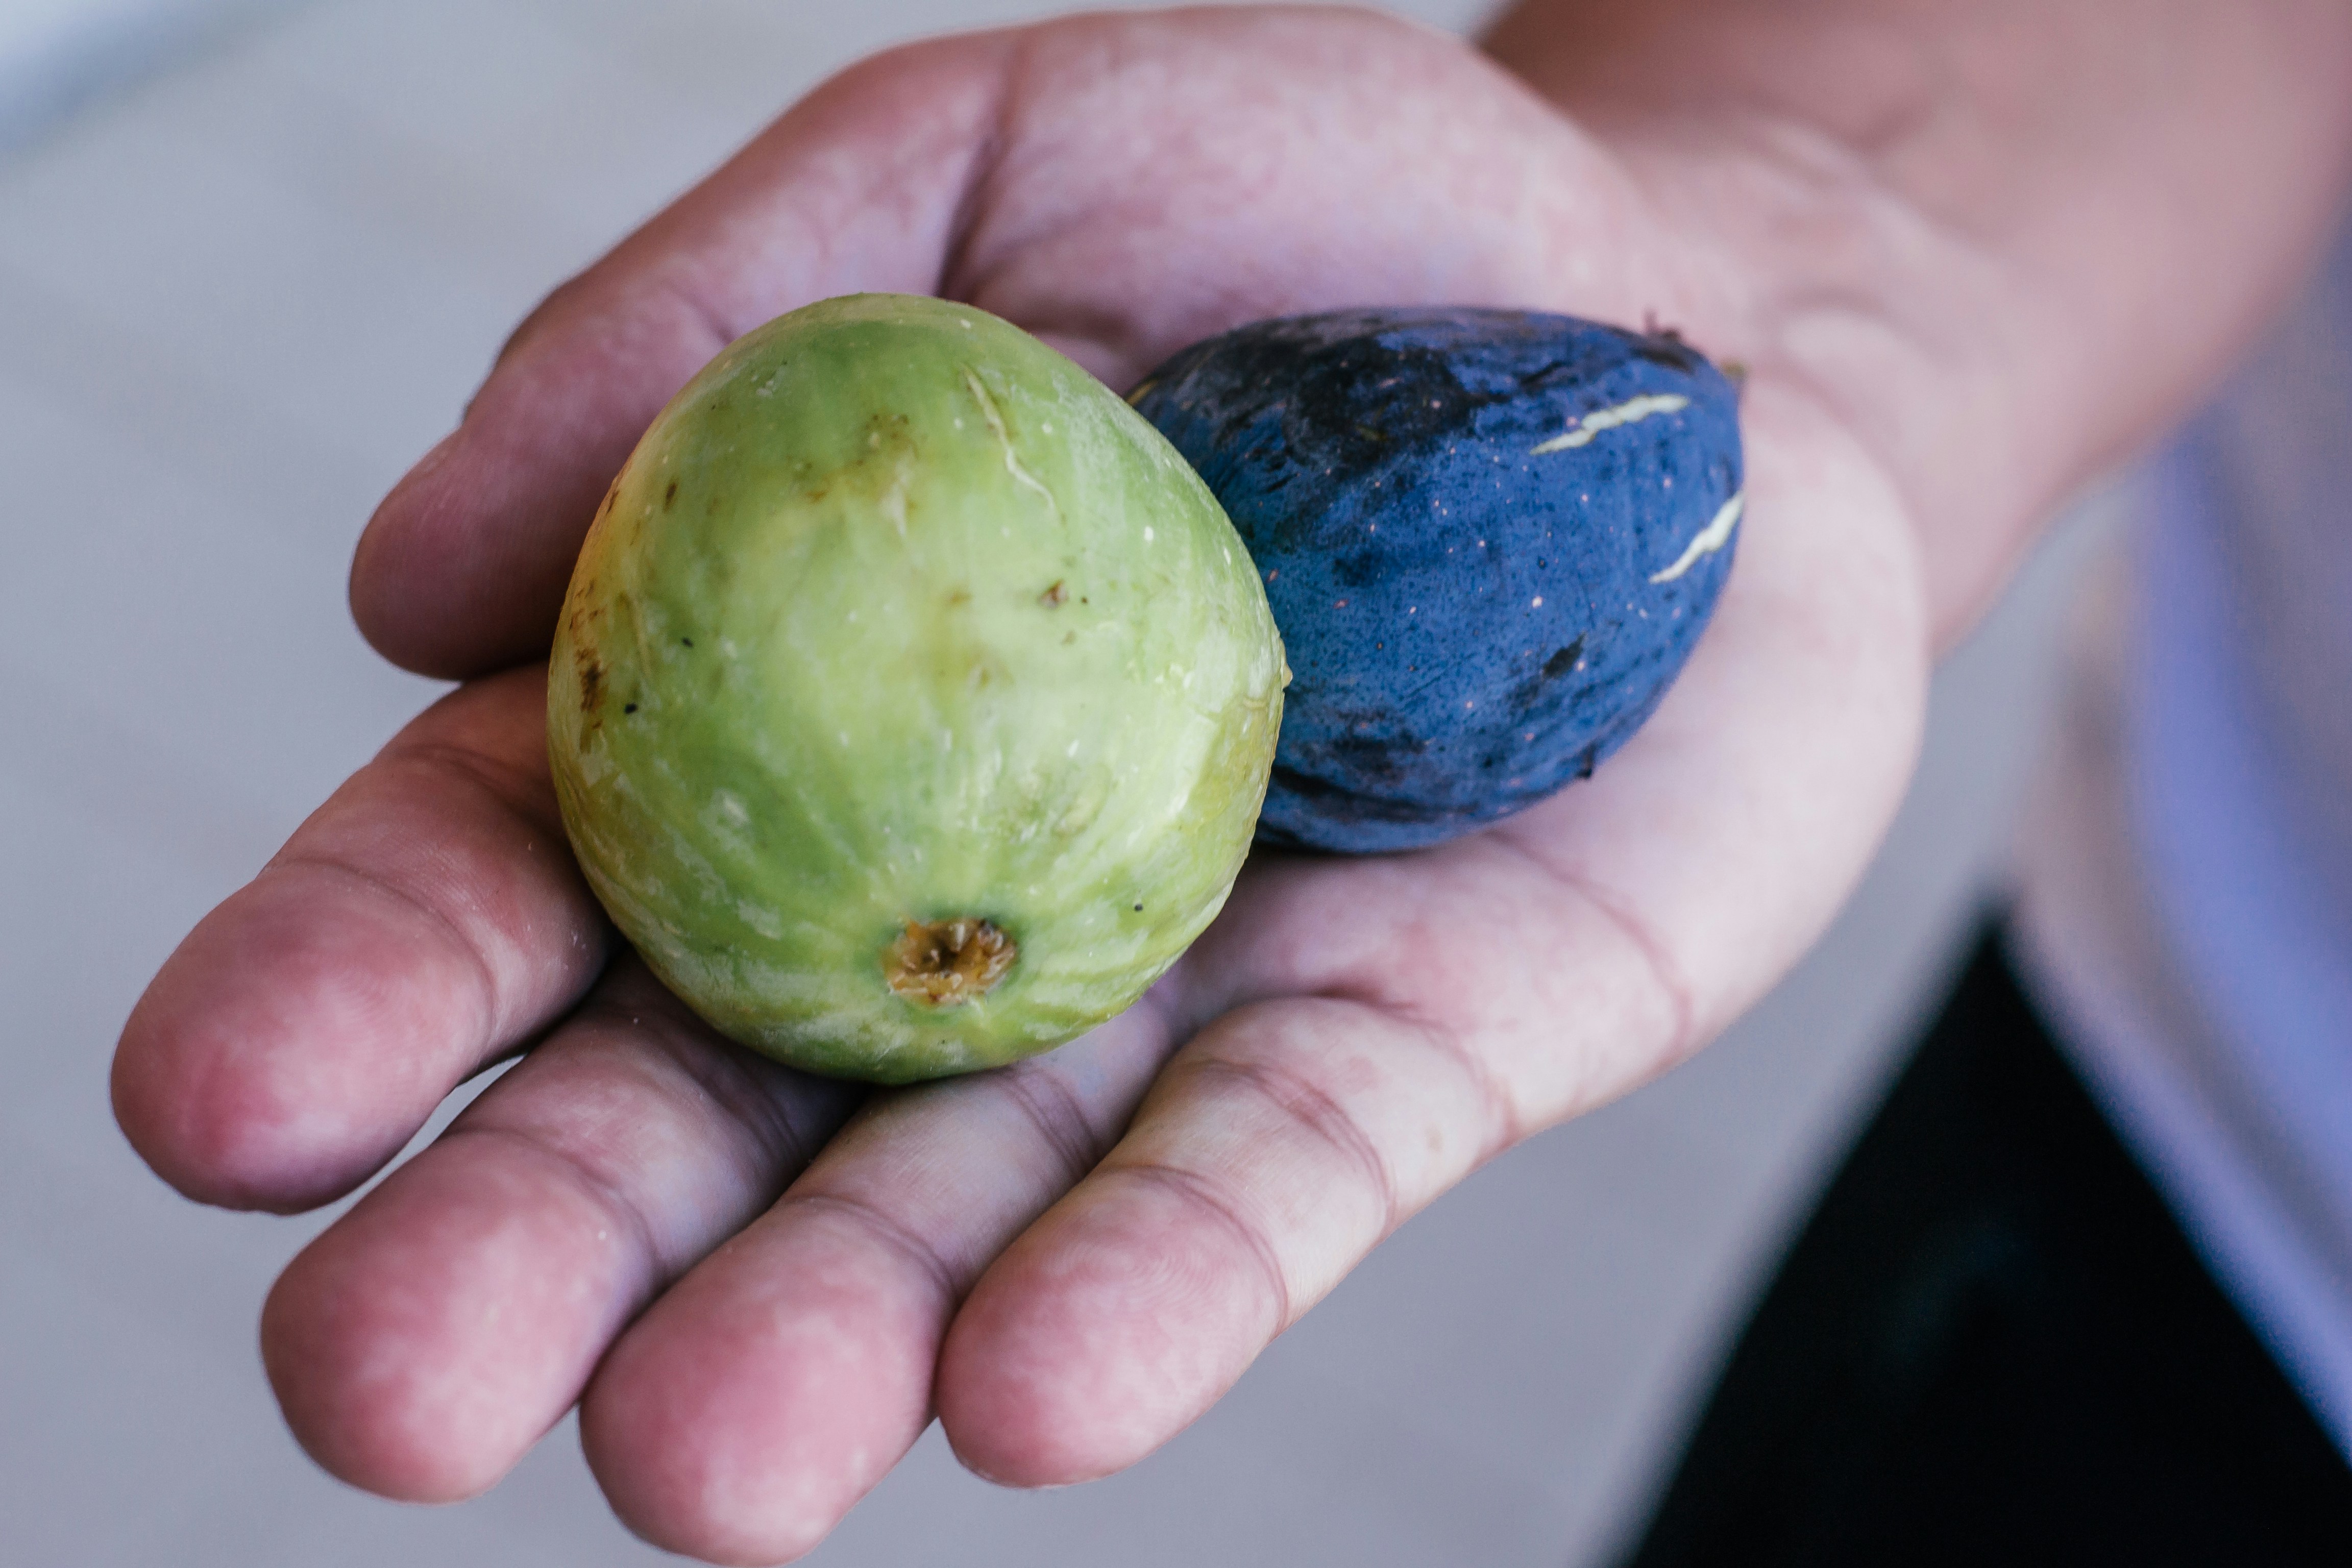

{"left": 884, "top": 918, "right": 1016, "bottom": 1006}
{"left": 577, "top": 653, "right": 604, "bottom": 718}
{"left": 664, "top": 480, "right": 678, "bottom": 508}
{"left": 567, "top": 593, "right": 607, "bottom": 727}
{"left": 1039, "top": 580, "right": 1066, "bottom": 606}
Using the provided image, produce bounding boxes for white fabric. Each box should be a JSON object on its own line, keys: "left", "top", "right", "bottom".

{"left": 2014, "top": 212, "right": 2352, "bottom": 1454}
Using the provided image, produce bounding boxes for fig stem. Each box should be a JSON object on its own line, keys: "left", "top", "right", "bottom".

{"left": 885, "top": 918, "right": 1017, "bottom": 1006}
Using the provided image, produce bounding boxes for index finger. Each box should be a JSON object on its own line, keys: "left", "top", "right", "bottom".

{"left": 112, "top": 669, "right": 608, "bottom": 1211}
{"left": 351, "top": 35, "right": 1013, "bottom": 679}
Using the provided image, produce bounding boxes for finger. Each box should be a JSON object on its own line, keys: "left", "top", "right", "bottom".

{"left": 932, "top": 838, "right": 1704, "bottom": 1484}
{"left": 112, "top": 668, "right": 608, "bottom": 1211}
{"left": 935, "top": 845, "right": 1658, "bottom": 1486}
{"left": 936, "top": 387, "right": 1930, "bottom": 1484}
{"left": 259, "top": 958, "right": 858, "bottom": 1503}
{"left": 351, "top": 36, "right": 1016, "bottom": 679}
{"left": 576, "top": 990, "right": 1181, "bottom": 1565}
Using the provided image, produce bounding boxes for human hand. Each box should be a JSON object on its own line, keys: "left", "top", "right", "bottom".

{"left": 113, "top": 9, "right": 1929, "bottom": 1562}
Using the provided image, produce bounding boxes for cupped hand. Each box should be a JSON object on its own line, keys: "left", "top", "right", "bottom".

{"left": 113, "top": 9, "right": 1927, "bottom": 1563}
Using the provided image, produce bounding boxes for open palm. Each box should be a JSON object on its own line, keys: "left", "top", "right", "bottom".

{"left": 113, "top": 10, "right": 1926, "bottom": 1563}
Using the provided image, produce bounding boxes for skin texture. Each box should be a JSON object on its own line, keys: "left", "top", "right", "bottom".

{"left": 110, "top": 4, "right": 2352, "bottom": 1564}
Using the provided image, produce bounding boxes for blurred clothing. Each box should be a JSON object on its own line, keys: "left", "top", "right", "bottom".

{"left": 1629, "top": 195, "right": 2352, "bottom": 1567}
{"left": 2015, "top": 205, "right": 2352, "bottom": 1453}
{"left": 1624, "top": 933, "right": 2352, "bottom": 1566}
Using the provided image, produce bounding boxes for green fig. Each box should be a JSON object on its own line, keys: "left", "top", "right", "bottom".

{"left": 548, "top": 294, "right": 1285, "bottom": 1083}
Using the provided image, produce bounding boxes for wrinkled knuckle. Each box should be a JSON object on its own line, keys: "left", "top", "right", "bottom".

{"left": 1411, "top": 1019, "right": 1524, "bottom": 1157}
{"left": 782, "top": 1190, "right": 963, "bottom": 1307}
{"left": 993, "top": 1062, "right": 1104, "bottom": 1187}
{"left": 1117, "top": 1160, "right": 1291, "bottom": 1329}
{"left": 1187, "top": 1051, "right": 1398, "bottom": 1230}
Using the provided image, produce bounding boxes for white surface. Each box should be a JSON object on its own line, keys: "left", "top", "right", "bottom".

{"left": 0, "top": 2, "right": 2104, "bottom": 1562}
{"left": 0, "top": 0, "right": 297, "bottom": 150}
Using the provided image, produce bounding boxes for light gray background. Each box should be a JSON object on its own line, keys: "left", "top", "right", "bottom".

{"left": 0, "top": 1, "right": 2111, "bottom": 1562}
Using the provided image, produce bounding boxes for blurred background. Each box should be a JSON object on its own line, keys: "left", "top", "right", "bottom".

{"left": 0, "top": 1, "right": 2114, "bottom": 1562}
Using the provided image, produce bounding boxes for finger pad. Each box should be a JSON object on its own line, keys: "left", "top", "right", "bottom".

{"left": 582, "top": 1211, "right": 943, "bottom": 1564}
{"left": 938, "top": 1172, "right": 1280, "bottom": 1486}
{"left": 261, "top": 1149, "right": 632, "bottom": 1501}
{"left": 113, "top": 888, "right": 488, "bottom": 1211}
{"left": 350, "top": 424, "right": 598, "bottom": 679}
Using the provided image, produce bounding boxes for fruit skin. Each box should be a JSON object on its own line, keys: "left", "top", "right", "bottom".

{"left": 1131, "top": 308, "right": 1742, "bottom": 853}
{"left": 548, "top": 294, "right": 1285, "bottom": 1083}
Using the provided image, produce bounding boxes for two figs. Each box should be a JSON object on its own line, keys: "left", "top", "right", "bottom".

{"left": 549, "top": 295, "right": 1741, "bottom": 1081}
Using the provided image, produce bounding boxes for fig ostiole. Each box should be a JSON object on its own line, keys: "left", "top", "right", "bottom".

{"left": 549, "top": 293, "right": 1285, "bottom": 1084}
{"left": 1132, "top": 308, "right": 1743, "bottom": 854}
